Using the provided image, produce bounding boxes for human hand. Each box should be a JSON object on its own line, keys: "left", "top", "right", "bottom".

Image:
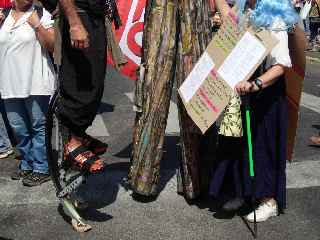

{"left": 27, "top": 10, "right": 41, "bottom": 30}
{"left": 0, "top": 9, "right": 4, "bottom": 25}
{"left": 69, "top": 24, "right": 89, "bottom": 49}
{"left": 235, "top": 80, "right": 259, "bottom": 95}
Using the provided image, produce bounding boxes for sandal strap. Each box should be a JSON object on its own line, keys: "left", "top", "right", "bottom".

{"left": 82, "top": 155, "right": 102, "bottom": 171}
{"left": 67, "top": 145, "right": 100, "bottom": 169}
{"left": 82, "top": 136, "right": 108, "bottom": 155}
{"left": 67, "top": 145, "right": 90, "bottom": 161}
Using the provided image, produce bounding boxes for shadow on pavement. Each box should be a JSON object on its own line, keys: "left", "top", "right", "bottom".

{"left": 98, "top": 102, "right": 114, "bottom": 114}
{"left": 312, "top": 124, "right": 320, "bottom": 130}
{"left": 56, "top": 163, "right": 129, "bottom": 226}
{"left": 74, "top": 163, "right": 129, "bottom": 209}
{"left": 114, "top": 143, "right": 132, "bottom": 159}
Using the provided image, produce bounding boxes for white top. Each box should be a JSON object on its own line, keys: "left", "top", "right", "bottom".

{"left": 265, "top": 18, "right": 292, "bottom": 69}
{"left": 0, "top": 6, "right": 55, "bottom": 99}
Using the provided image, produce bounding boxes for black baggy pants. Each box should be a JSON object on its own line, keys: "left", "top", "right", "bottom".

{"left": 57, "top": 12, "right": 106, "bottom": 136}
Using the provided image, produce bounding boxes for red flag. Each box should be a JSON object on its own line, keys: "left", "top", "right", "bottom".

{"left": 107, "top": 0, "right": 146, "bottom": 80}
{"left": 0, "top": 0, "right": 12, "bottom": 8}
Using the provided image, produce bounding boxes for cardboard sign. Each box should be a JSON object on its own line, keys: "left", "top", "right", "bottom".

{"left": 178, "top": 14, "right": 278, "bottom": 133}
{"left": 285, "top": 26, "right": 306, "bottom": 161}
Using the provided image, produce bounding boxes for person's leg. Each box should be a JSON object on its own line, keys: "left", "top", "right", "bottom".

{"left": 26, "top": 96, "right": 50, "bottom": 174}
{"left": 21, "top": 96, "right": 51, "bottom": 186}
{"left": 0, "top": 110, "right": 13, "bottom": 156}
{"left": 0, "top": 98, "right": 15, "bottom": 145}
{"left": 0, "top": 97, "right": 13, "bottom": 158}
{"left": 304, "top": 17, "right": 311, "bottom": 37}
{"left": 309, "top": 18, "right": 318, "bottom": 47}
{"left": 57, "top": 14, "right": 106, "bottom": 172}
{"left": 3, "top": 99, "right": 33, "bottom": 172}
{"left": 58, "top": 14, "right": 106, "bottom": 136}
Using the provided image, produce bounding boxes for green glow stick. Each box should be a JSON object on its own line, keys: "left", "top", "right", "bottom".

{"left": 245, "top": 109, "right": 255, "bottom": 177}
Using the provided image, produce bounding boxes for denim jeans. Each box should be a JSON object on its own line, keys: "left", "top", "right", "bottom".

{"left": 0, "top": 108, "right": 12, "bottom": 153}
{"left": 3, "top": 96, "right": 50, "bottom": 174}
{"left": 304, "top": 17, "right": 311, "bottom": 37}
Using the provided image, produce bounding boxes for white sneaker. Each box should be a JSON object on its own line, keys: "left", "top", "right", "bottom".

{"left": 246, "top": 199, "right": 278, "bottom": 223}
{"left": 0, "top": 149, "right": 14, "bottom": 159}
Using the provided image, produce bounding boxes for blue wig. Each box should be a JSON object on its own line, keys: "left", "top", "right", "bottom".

{"left": 236, "top": 0, "right": 300, "bottom": 29}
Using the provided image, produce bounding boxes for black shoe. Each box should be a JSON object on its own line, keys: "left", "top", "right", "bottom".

{"left": 22, "top": 172, "right": 51, "bottom": 187}
{"left": 222, "top": 198, "right": 245, "bottom": 212}
{"left": 11, "top": 169, "right": 32, "bottom": 180}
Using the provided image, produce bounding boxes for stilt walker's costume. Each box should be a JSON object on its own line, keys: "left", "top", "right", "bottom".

{"left": 43, "top": 0, "right": 125, "bottom": 232}
{"left": 129, "top": 0, "right": 216, "bottom": 199}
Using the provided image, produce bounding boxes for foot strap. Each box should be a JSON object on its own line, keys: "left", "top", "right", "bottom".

{"left": 66, "top": 145, "right": 104, "bottom": 172}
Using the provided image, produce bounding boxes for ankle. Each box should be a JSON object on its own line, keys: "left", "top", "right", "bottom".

{"left": 67, "top": 136, "right": 84, "bottom": 150}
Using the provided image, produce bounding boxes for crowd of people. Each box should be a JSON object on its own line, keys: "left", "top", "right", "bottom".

{"left": 0, "top": 0, "right": 316, "bottom": 227}
{"left": 293, "top": 0, "right": 320, "bottom": 50}
{"left": 0, "top": 0, "right": 106, "bottom": 186}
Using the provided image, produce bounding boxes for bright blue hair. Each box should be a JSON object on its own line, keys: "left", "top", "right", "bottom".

{"left": 236, "top": 0, "right": 300, "bottom": 29}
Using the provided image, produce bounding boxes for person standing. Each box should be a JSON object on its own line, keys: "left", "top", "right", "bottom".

{"left": 0, "top": 0, "right": 55, "bottom": 186}
{"left": 52, "top": 0, "right": 108, "bottom": 174}
{"left": 214, "top": 0, "right": 299, "bottom": 222}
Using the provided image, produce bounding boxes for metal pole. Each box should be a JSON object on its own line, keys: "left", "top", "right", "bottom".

{"left": 244, "top": 95, "right": 257, "bottom": 239}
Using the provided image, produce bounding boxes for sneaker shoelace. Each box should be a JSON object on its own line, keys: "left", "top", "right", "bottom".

{"left": 31, "top": 173, "right": 48, "bottom": 181}
{"left": 30, "top": 173, "right": 40, "bottom": 181}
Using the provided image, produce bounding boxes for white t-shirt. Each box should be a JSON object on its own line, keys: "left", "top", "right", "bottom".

{"left": 265, "top": 19, "right": 292, "bottom": 69}
{"left": 0, "top": 6, "right": 55, "bottom": 99}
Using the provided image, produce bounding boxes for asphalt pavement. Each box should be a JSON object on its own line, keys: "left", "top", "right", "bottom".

{"left": 0, "top": 57, "right": 320, "bottom": 240}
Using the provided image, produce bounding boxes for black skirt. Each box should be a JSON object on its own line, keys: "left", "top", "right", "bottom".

{"left": 209, "top": 77, "right": 288, "bottom": 211}
{"left": 242, "top": 77, "right": 288, "bottom": 211}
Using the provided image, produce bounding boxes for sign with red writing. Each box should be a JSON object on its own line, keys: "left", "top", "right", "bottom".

{"left": 178, "top": 14, "right": 277, "bottom": 133}
{"left": 107, "top": 0, "right": 146, "bottom": 80}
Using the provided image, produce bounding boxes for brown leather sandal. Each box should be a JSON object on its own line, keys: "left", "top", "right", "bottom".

{"left": 64, "top": 144, "right": 105, "bottom": 173}
{"left": 82, "top": 135, "right": 108, "bottom": 155}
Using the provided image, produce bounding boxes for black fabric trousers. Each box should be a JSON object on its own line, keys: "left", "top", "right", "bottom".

{"left": 57, "top": 12, "right": 106, "bottom": 136}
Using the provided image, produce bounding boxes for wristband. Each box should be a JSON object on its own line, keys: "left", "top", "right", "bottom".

{"left": 254, "top": 78, "right": 263, "bottom": 91}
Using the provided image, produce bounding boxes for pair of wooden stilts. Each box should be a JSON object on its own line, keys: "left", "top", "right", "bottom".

{"left": 129, "top": 0, "right": 215, "bottom": 200}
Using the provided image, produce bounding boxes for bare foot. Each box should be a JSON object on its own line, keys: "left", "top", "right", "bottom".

{"left": 310, "top": 136, "right": 320, "bottom": 146}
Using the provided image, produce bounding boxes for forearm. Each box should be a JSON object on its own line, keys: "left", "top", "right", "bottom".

{"left": 208, "top": 0, "right": 216, "bottom": 12}
{"left": 36, "top": 27, "right": 55, "bottom": 52}
{"left": 59, "top": 0, "right": 82, "bottom": 27}
{"left": 258, "top": 65, "right": 286, "bottom": 89}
